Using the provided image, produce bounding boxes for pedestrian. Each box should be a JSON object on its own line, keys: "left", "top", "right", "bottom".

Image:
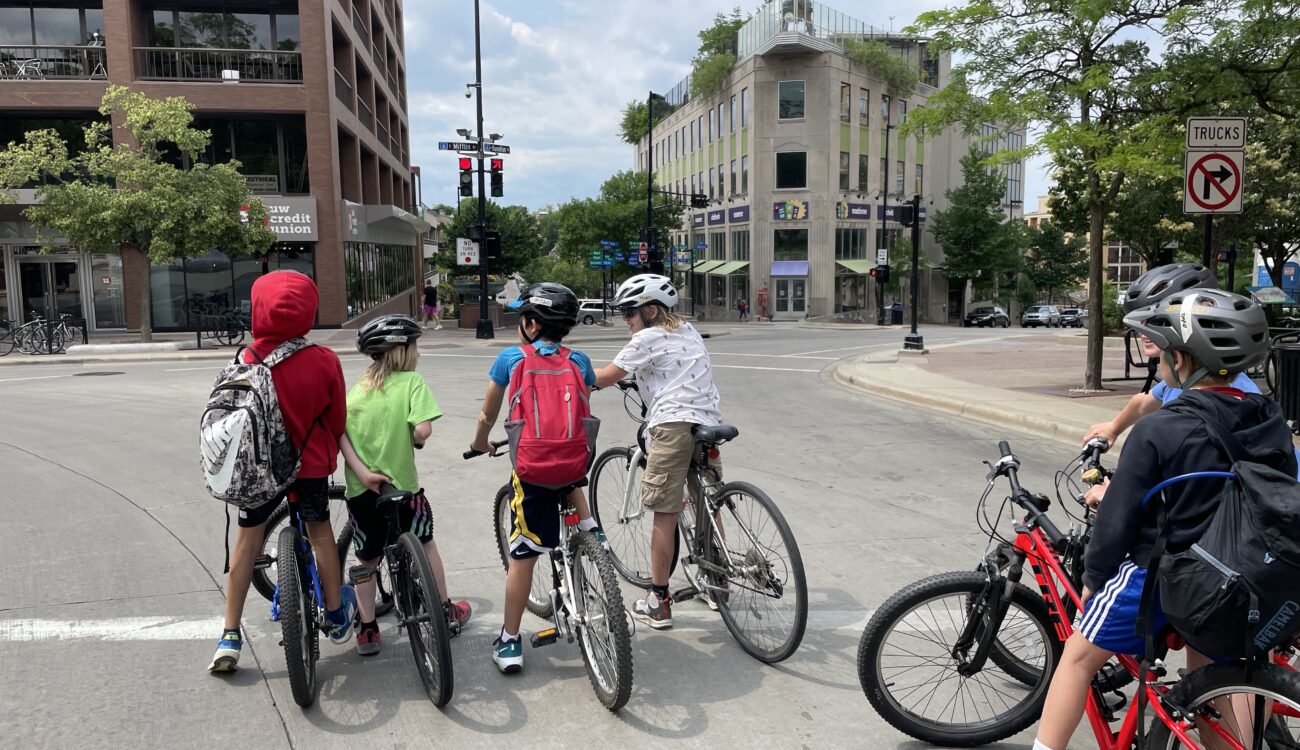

{"left": 757, "top": 283, "right": 770, "bottom": 321}
{"left": 339, "top": 315, "right": 471, "bottom": 655}
{"left": 422, "top": 280, "right": 442, "bottom": 330}
{"left": 594, "top": 273, "right": 724, "bottom": 630}
{"left": 738, "top": 298, "right": 749, "bottom": 322}
{"left": 207, "top": 271, "right": 357, "bottom": 673}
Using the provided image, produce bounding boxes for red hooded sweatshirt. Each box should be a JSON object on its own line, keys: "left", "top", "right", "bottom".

{"left": 243, "top": 271, "right": 346, "bottom": 478}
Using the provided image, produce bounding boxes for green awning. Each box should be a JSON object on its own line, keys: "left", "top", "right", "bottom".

{"left": 837, "top": 260, "right": 875, "bottom": 274}
{"left": 710, "top": 261, "right": 750, "bottom": 275}
{"left": 691, "top": 260, "right": 723, "bottom": 274}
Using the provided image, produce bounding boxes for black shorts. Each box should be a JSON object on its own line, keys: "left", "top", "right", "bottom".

{"left": 237, "top": 477, "right": 330, "bottom": 528}
{"left": 345, "top": 488, "right": 434, "bottom": 561}
{"left": 507, "top": 473, "right": 579, "bottom": 560}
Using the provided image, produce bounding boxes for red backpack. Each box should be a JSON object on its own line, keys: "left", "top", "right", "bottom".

{"left": 504, "top": 345, "right": 600, "bottom": 488}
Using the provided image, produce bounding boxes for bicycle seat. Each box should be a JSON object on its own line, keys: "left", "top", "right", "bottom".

{"left": 377, "top": 487, "right": 413, "bottom": 507}
{"left": 693, "top": 424, "right": 739, "bottom": 445}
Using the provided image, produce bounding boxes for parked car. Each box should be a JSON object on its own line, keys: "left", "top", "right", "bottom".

{"left": 577, "top": 299, "right": 610, "bottom": 325}
{"left": 1021, "top": 304, "right": 1062, "bottom": 328}
{"left": 1059, "top": 307, "right": 1086, "bottom": 328}
{"left": 963, "top": 305, "right": 1010, "bottom": 328}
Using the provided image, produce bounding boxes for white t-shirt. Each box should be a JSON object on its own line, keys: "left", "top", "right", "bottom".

{"left": 612, "top": 322, "right": 722, "bottom": 429}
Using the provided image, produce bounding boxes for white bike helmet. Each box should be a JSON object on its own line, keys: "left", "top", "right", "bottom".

{"left": 613, "top": 273, "right": 678, "bottom": 310}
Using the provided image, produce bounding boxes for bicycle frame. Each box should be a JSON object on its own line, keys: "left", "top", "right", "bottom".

{"left": 271, "top": 508, "right": 325, "bottom": 626}
{"left": 542, "top": 501, "right": 587, "bottom": 639}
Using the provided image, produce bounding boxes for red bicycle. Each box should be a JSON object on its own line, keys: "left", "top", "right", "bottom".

{"left": 858, "top": 439, "right": 1300, "bottom": 748}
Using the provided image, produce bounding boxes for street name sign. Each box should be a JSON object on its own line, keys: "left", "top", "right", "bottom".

{"left": 438, "top": 141, "right": 479, "bottom": 152}
{"left": 483, "top": 143, "right": 511, "bottom": 154}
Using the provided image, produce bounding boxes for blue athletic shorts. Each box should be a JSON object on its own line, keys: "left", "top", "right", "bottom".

{"left": 1076, "top": 560, "right": 1167, "bottom": 655}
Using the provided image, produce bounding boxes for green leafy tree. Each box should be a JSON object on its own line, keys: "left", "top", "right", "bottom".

{"left": 443, "top": 198, "right": 544, "bottom": 278}
{"left": 1024, "top": 221, "right": 1088, "bottom": 303}
{"left": 0, "top": 85, "right": 275, "bottom": 341}
{"left": 522, "top": 255, "right": 601, "bottom": 298}
{"left": 910, "top": 0, "right": 1300, "bottom": 389}
{"left": 1223, "top": 113, "right": 1300, "bottom": 292}
{"left": 929, "top": 147, "right": 1023, "bottom": 301}
{"left": 690, "top": 8, "right": 745, "bottom": 99}
{"left": 842, "top": 39, "right": 918, "bottom": 98}
{"left": 551, "top": 170, "right": 683, "bottom": 284}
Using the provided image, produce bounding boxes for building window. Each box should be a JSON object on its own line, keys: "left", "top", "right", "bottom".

{"left": 915, "top": 163, "right": 924, "bottom": 195}
{"left": 778, "top": 80, "right": 805, "bottom": 119}
{"left": 859, "top": 153, "right": 869, "bottom": 191}
{"left": 0, "top": 5, "right": 105, "bottom": 46}
{"left": 151, "top": 244, "right": 315, "bottom": 329}
{"left": 718, "top": 103, "right": 725, "bottom": 139}
{"left": 840, "top": 82, "right": 851, "bottom": 122}
{"left": 835, "top": 227, "right": 870, "bottom": 260}
{"left": 773, "top": 229, "right": 809, "bottom": 261}
{"left": 710, "top": 274, "right": 726, "bottom": 307}
{"left": 896, "top": 159, "right": 905, "bottom": 197}
{"left": 690, "top": 173, "right": 696, "bottom": 196}
{"left": 880, "top": 157, "right": 887, "bottom": 193}
{"left": 741, "top": 155, "right": 749, "bottom": 194}
{"left": 859, "top": 88, "right": 869, "bottom": 123}
{"left": 731, "top": 274, "right": 749, "bottom": 311}
{"left": 741, "top": 87, "right": 749, "bottom": 127}
{"left": 698, "top": 115, "right": 704, "bottom": 147}
{"left": 730, "top": 159, "right": 737, "bottom": 195}
{"left": 876, "top": 227, "right": 901, "bottom": 250}
{"left": 718, "top": 163, "right": 725, "bottom": 197}
{"left": 880, "top": 94, "right": 891, "bottom": 128}
{"left": 709, "top": 231, "right": 726, "bottom": 261}
{"left": 899, "top": 100, "right": 908, "bottom": 124}
{"left": 150, "top": 9, "right": 298, "bottom": 50}
{"left": 839, "top": 152, "right": 850, "bottom": 191}
{"left": 730, "top": 94, "right": 737, "bottom": 131}
{"left": 835, "top": 274, "right": 868, "bottom": 313}
{"left": 708, "top": 166, "right": 715, "bottom": 199}
{"left": 344, "top": 242, "right": 413, "bottom": 320}
{"left": 708, "top": 109, "right": 713, "bottom": 142}
{"left": 775, "top": 152, "right": 806, "bottom": 189}
{"left": 732, "top": 229, "right": 750, "bottom": 260}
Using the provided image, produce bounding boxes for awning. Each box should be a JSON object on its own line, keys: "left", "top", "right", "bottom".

{"left": 362, "top": 204, "right": 431, "bottom": 232}
{"left": 710, "top": 261, "right": 750, "bottom": 275}
{"left": 691, "top": 260, "right": 724, "bottom": 274}
{"left": 771, "top": 261, "right": 809, "bottom": 277}
{"left": 836, "top": 260, "right": 874, "bottom": 274}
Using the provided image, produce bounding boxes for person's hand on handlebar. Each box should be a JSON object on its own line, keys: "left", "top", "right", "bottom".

{"left": 1084, "top": 477, "right": 1109, "bottom": 509}
{"left": 469, "top": 437, "right": 499, "bottom": 456}
{"left": 1082, "top": 420, "right": 1119, "bottom": 447}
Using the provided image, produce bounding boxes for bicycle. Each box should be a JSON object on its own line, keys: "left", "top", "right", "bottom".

{"left": 13, "top": 316, "right": 63, "bottom": 355}
{"left": 0, "top": 320, "right": 14, "bottom": 356}
{"left": 345, "top": 483, "right": 455, "bottom": 707}
{"left": 857, "top": 438, "right": 1300, "bottom": 748}
{"left": 589, "top": 379, "right": 808, "bottom": 664}
{"left": 467, "top": 440, "right": 634, "bottom": 711}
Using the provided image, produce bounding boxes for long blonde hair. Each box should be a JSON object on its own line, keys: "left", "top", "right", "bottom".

{"left": 643, "top": 304, "right": 684, "bottom": 330}
{"left": 360, "top": 342, "right": 419, "bottom": 391}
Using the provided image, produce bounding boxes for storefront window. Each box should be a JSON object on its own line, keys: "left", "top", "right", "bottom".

{"left": 90, "top": 253, "right": 124, "bottom": 329}
{"left": 233, "top": 120, "right": 280, "bottom": 187}
{"left": 730, "top": 274, "right": 749, "bottom": 311}
{"left": 731, "top": 229, "right": 749, "bottom": 261}
{"left": 149, "top": 245, "right": 315, "bottom": 329}
{"left": 150, "top": 257, "right": 188, "bottom": 329}
{"left": 836, "top": 274, "right": 868, "bottom": 313}
{"left": 774, "top": 229, "right": 808, "bottom": 261}
{"left": 709, "top": 231, "right": 726, "bottom": 261}
{"left": 344, "top": 242, "right": 414, "bottom": 319}
{"left": 710, "top": 275, "right": 726, "bottom": 308}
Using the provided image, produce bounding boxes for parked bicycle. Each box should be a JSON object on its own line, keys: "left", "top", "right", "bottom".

{"left": 590, "top": 379, "right": 807, "bottom": 664}
{"left": 468, "top": 439, "right": 634, "bottom": 711}
{"left": 856, "top": 439, "right": 1300, "bottom": 748}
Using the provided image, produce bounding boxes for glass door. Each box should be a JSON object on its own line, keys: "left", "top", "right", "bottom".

{"left": 791, "top": 279, "right": 806, "bottom": 313}
{"left": 17, "top": 260, "right": 83, "bottom": 323}
{"left": 775, "top": 279, "right": 790, "bottom": 313}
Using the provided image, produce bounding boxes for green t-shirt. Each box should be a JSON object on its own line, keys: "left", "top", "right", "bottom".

{"left": 344, "top": 371, "right": 442, "bottom": 497}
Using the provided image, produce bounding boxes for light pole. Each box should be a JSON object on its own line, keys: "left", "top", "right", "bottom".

{"left": 903, "top": 192, "right": 926, "bottom": 352}
{"left": 645, "top": 91, "right": 665, "bottom": 274}
{"left": 470, "top": 0, "right": 492, "bottom": 339}
{"left": 878, "top": 112, "right": 895, "bottom": 326}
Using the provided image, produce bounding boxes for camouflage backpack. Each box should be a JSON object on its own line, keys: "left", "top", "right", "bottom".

{"left": 199, "top": 338, "right": 315, "bottom": 509}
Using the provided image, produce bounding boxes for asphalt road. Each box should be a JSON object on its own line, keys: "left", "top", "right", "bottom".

{"left": 0, "top": 323, "right": 1078, "bottom": 749}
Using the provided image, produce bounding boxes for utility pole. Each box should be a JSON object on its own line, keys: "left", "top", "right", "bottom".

{"left": 902, "top": 193, "right": 926, "bottom": 352}
{"left": 645, "top": 91, "right": 665, "bottom": 274}
{"left": 471, "top": 0, "right": 492, "bottom": 340}
{"left": 878, "top": 112, "right": 893, "bottom": 326}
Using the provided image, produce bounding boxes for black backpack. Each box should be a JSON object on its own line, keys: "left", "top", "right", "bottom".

{"left": 1141, "top": 411, "right": 1300, "bottom": 658}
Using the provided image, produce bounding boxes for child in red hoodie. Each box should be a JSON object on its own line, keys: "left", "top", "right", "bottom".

{"left": 209, "top": 271, "right": 357, "bottom": 672}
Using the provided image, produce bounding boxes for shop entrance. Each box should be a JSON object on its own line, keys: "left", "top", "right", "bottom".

{"left": 17, "top": 258, "right": 82, "bottom": 323}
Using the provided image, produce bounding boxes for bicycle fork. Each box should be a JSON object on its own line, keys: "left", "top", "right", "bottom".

{"left": 953, "top": 555, "right": 1017, "bottom": 677}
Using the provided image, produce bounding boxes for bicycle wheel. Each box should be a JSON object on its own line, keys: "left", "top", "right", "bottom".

{"left": 858, "top": 570, "right": 1060, "bottom": 747}
{"left": 492, "top": 482, "right": 553, "bottom": 618}
{"left": 395, "top": 532, "right": 454, "bottom": 707}
{"left": 570, "top": 531, "right": 634, "bottom": 711}
{"left": 276, "top": 525, "right": 318, "bottom": 708}
{"left": 589, "top": 446, "right": 679, "bottom": 588}
{"left": 15, "top": 326, "right": 37, "bottom": 354}
{"left": 708, "top": 481, "right": 807, "bottom": 663}
{"left": 1145, "top": 661, "right": 1300, "bottom": 749}
{"left": 0, "top": 324, "right": 14, "bottom": 356}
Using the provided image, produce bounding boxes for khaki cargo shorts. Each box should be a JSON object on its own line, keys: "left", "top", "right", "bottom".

{"left": 641, "top": 421, "right": 722, "bottom": 514}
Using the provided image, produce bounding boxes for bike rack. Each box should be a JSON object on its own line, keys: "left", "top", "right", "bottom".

{"left": 1102, "top": 329, "right": 1158, "bottom": 390}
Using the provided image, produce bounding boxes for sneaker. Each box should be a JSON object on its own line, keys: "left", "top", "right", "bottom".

{"left": 446, "top": 600, "right": 472, "bottom": 635}
{"left": 208, "top": 629, "right": 242, "bottom": 673}
{"left": 356, "top": 621, "right": 381, "bottom": 656}
{"left": 590, "top": 525, "right": 609, "bottom": 550}
{"left": 493, "top": 636, "right": 523, "bottom": 673}
{"left": 435, "top": 324, "right": 443, "bottom": 330}
{"left": 633, "top": 593, "right": 673, "bottom": 630}
{"left": 325, "top": 585, "right": 358, "bottom": 644}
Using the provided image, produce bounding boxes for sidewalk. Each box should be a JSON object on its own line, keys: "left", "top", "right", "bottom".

{"left": 831, "top": 333, "right": 1151, "bottom": 447}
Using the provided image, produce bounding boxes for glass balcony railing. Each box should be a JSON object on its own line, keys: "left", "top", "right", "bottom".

{"left": 135, "top": 48, "right": 303, "bottom": 83}
{"left": 352, "top": 6, "right": 370, "bottom": 44}
{"left": 0, "top": 45, "right": 107, "bottom": 80}
{"left": 357, "top": 97, "right": 374, "bottom": 132}
{"left": 334, "top": 68, "right": 353, "bottom": 109}
{"left": 737, "top": 0, "right": 888, "bottom": 60}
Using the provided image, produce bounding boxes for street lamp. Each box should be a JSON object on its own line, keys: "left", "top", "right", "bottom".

{"left": 902, "top": 193, "right": 933, "bottom": 353}
{"left": 467, "top": 0, "right": 493, "bottom": 339}
{"left": 645, "top": 91, "right": 666, "bottom": 274}
{"left": 456, "top": 127, "right": 472, "bottom": 138}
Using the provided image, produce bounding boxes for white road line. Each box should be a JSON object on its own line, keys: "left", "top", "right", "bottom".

{"left": 785, "top": 343, "right": 896, "bottom": 356}
{"left": 0, "top": 616, "right": 230, "bottom": 642}
{"left": 0, "top": 374, "right": 71, "bottom": 383}
{"left": 713, "top": 364, "right": 821, "bottom": 373}
{"left": 165, "top": 366, "right": 217, "bottom": 372}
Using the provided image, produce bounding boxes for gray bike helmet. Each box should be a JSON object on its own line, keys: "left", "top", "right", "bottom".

{"left": 357, "top": 314, "right": 421, "bottom": 357}
{"left": 1122, "top": 263, "right": 1217, "bottom": 313}
{"left": 1123, "top": 289, "right": 1267, "bottom": 384}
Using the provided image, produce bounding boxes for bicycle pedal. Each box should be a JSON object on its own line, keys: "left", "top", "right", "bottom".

{"left": 348, "top": 564, "right": 376, "bottom": 585}
{"left": 530, "top": 628, "right": 559, "bottom": 648}
{"left": 670, "top": 586, "right": 699, "bottom": 603}
{"left": 253, "top": 554, "right": 274, "bottom": 570}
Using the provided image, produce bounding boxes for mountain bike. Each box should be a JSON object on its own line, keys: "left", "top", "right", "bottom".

{"left": 346, "top": 483, "right": 454, "bottom": 707}
{"left": 590, "top": 380, "right": 807, "bottom": 664}
{"left": 857, "top": 439, "right": 1300, "bottom": 748}
{"left": 467, "top": 440, "right": 634, "bottom": 711}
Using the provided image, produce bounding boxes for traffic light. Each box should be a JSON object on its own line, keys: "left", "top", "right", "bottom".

{"left": 490, "top": 158, "right": 504, "bottom": 198}
{"left": 874, "top": 265, "right": 891, "bottom": 284}
{"left": 896, "top": 204, "right": 916, "bottom": 227}
{"left": 690, "top": 193, "right": 709, "bottom": 209}
{"left": 458, "top": 158, "right": 473, "bottom": 197}
{"left": 869, "top": 267, "right": 877, "bottom": 279}
{"left": 484, "top": 229, "right": 501, "bottom": 259}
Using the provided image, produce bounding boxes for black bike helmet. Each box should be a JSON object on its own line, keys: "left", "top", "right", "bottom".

{"left": 356, "top": 314, "right": 421, "bottom": 357}
{"left": 507, "top": 282, "right": 579, "bottom": 325}
{"left": 1123, "top": 263, "right": 1217, "bottom": 313}
{"left": 1123, "top": 289, "right": 1267, "bottom": 379}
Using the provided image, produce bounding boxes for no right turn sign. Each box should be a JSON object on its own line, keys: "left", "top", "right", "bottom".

{"left": 1184, "top": 150, "right": 1244, "bottom": 214}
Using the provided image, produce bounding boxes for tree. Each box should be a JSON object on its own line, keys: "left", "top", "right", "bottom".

{"left": 842, "top": 39, "right": 918, "bottom": 98}
{"left": 0, "top": 86, "right": 275, "bottom": 341}
{"left": 443, "top": 198, "right": 543, "bottom": 277}
{"left": 910, "top": 0, "right": 1300, "bottom": 389}
{"left": 521, "top": 255, "right": 601, "bottom": 298}
{"left": 1223, "top": 113, "right": 1300, "bottom": 293}
{"left": 550, "top": 170, "right": 684, "bottom": 284}
{"left": 1024, "top": 222, "right": 1088, "bottom": 302}
{"left": 690, "top": 8, "right": 745, "bottom": 99}
{"left": 929, "top": 146, "right": 1024, "bottom": 302}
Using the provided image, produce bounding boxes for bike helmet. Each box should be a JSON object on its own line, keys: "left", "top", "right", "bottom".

{"left": 1122, "top": 263, "right": 1217, "bottom": 313}
{"left": 613, "top": 274, "right": 678, "bottom": 310}
{"left": 1123, "top": 289, "right": 1267, "bottom": 380}
{"left": 357, "top": 314, "right": 421, "bottom": 356}
{"left": 507, "top": 282, "right": 579, "bottom": 325}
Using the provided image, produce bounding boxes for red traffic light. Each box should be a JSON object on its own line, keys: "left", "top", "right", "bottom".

{"left": 490, "top": 158, "right": 503, "bottom": 171}
{"left": 869, "top": 268, "right": 878, "bottom": 278}
{"left": 458, "top": 157, "right": 472, "bottom": 170}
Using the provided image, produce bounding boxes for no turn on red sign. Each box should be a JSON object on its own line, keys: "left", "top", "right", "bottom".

{"left": 1184, "top": 150, "right": 1244, "bottom": 214}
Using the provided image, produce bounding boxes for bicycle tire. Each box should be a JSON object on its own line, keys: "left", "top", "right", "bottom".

{"left": 276, "top": 525, "right": 319, "bottom": 708}
{"left": 570, "top": 531, "right": 634, "bottom": 711}
{"left": 710, "top": 481, "right": 807, "bottom": 663}
{"left": 0, "top": 325, "right": 14, "bottom": 356}
{"left": 395, "top": 532, "right": 454, "bottom": 707}
{"left": 492, "top": 482, "right": 553, "bottom": 618}
{"left": 589, "top": 446, "right": 679, "bottom": 588}
{"left": 1145, "top": 661, "right": 1300, "bottom": 749}
{"left": 858, "top": 570, "right": 1060, "bottom": 747}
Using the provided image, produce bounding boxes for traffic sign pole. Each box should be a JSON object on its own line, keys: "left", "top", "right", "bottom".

{"left": 1184, "top": 117, "right": 1248, "bottom": 271}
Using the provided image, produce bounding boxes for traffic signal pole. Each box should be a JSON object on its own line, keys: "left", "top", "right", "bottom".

{"left": 472, "top": 0, "right": 492, "bottom": 340}
{"left": 903, "top": 193, "right": 926, "bottom": 352}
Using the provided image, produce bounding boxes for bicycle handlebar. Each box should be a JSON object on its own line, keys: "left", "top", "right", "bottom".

{"left": 463, "top": 439, "right": 509, "bottom": 460}
{"left": 616, "top": 379, "right": 638, "bottom": 392}
{"left": 993, "top": 440, "right": 1066, "bottom": 544}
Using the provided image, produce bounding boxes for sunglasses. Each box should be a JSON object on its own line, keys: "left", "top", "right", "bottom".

{"left": 619, "top": 307, "right": 639, "bottom": 319}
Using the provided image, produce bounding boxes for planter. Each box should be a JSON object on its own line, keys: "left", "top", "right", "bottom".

{"left": 452, "top": 278, "right": 506, "bottom": 304}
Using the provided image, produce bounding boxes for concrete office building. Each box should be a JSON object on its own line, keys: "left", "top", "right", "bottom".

{"left": 639, "top": 0, "right": 1025, "bottom": 323}
{"left": 0, "top": 0, "right": 424, "bottom": 332}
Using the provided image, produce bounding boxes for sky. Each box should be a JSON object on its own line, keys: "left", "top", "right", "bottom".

{"left": 403, "top": 0, "right": 1053, "bottom": 211}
